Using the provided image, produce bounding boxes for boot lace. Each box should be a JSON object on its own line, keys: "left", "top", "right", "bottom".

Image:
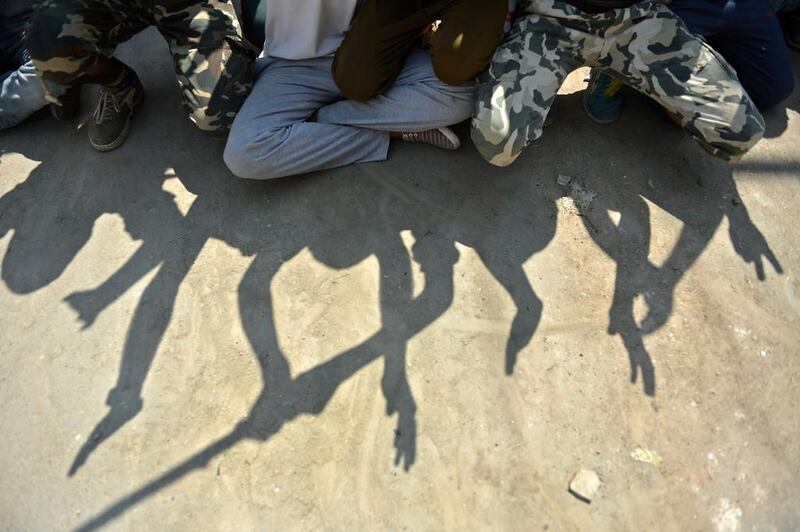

{"left": 93, "top": 87, "right": 133, "bottom": 125}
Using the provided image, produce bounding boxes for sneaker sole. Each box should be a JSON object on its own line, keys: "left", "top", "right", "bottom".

{"left": 89, "top": 88, "right": 145, "bottom": 153}
{"left": 90, "top": 118, "right": 132, "bottom": 152}
{"left": 582, "top": 92, "right": 620, "bottom": 125}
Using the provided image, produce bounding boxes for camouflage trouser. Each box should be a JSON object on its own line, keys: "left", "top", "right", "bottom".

{"left": 472, "top": 0, "right": 766, "bottom": 165}
{"left": 26, "top": 0, "right": 253, "bottom": 131}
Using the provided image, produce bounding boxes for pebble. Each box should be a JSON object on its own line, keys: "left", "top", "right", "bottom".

{"left": 557, "top": 174, "right": 573, "bottom": 186}
{"left": 568, "top": 469, "right": 601, "bottom": 503}
{"left": 631, "top": 447, "right": 663, "bottom": 466}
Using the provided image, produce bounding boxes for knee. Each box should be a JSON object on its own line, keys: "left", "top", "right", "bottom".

{"left": 737, "top": 114, "right": 766, "bottom": 154}
{"left": 470, "top": 119, "right": 522, "bottom": 167}
{"left": 25, "top": 8, "right": 66, "bottom": 62}
{"left": 331, "top": 54, "right": 381, "bottom": 102}
{"left": 223, "top": 130, "right": 283, "bottom": 180}
{"left": 26, "top": 3, "right": 95, "bottom": 90}
{"left": 731, "top": 99, "right": 766, "bottom": 151}
{"left": 731, "top": 120, "right": 765, "bottom": 158}
{"left": 431, "top": 14, "right": 505, "bottom": 85}
{"left": 432, "top": 57, "right": 477, "bottom": 86}
{"left": 694, "top": 108, "right": 765, "bottom": 161}
{"left": 431, "top": 40, "right": 489, "bottom": 86}
{"left": 223, "top": 139, "right": 262, "bottom": 180}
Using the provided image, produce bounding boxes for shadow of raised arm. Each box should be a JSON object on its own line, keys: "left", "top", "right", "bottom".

{"left": 726, "top": 189, "right": 783, "bottom": 281}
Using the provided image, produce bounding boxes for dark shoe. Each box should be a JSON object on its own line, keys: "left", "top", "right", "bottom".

{"left": 88, "top": 81, "right": 145, "bottom": 152}
{"left": 50, "top": 85, "right": 81, "bottom": 121}
{"left": 583, "top": 69, "right": 624, "bottom": 124}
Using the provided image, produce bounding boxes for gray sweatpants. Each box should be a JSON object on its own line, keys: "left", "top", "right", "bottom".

{"left": 0, "top": 61, "right": 51, "bottom": 130}
{"left": 224, "top": 49, "right": 476, "bottom": 180}
{"left": 0, "top": 14, "right": 66, "bottom": 130}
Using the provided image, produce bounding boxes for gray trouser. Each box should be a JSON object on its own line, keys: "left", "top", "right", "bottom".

{"left": 0, "top": 60, "right": 50, "bottom": 130}
{"left": 0, "top": 14, "right": 65, "bottom": 130}
{"left": 224, "top": 49, "right": 476, "bottom": 180}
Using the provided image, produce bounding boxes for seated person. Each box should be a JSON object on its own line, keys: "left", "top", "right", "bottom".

{"left": 224, "top": 0, "right": 476, "bottom": 180}
{"left": 26, "top": 0, "right": 251, "bottom": 151}
{"left": 0, "top": 0, "right": 76, "bottom": 130}
{"left": 331, "top": 0, "right": 511, "bottom": 102}
{"left": 472, "top": 0, "right": 766, "bottom": 167}
{"left": 585, "top": 0, "right": 795, "bottom": 122}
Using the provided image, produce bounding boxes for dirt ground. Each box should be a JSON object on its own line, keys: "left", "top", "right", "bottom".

{"left": 1, "top": 30, "right": 799, "bottom": 532}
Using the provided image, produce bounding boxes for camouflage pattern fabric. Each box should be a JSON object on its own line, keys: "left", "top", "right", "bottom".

{"left": 27, "top": 0, "right": 252, "bottom": 131}
{"left": 472, "top": 0, "right": 766, "bottom": 165}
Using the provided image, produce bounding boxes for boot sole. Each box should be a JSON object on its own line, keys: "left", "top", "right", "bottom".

{"left": 89, "top": 89, "right": 145, "bottom": 153}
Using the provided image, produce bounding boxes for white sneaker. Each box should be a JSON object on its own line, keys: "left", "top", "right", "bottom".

{"left": 401, "top": 126, "right": 461, "bottom": 150}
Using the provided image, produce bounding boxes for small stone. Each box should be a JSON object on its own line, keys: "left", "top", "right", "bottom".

{"left": 557, "top": 174, "right": 573, "bottom": 186}
{"left": 630, "top": 448, "right": 663, "bottom": 466}
{"left": 568, "top": 469, "right": 601, "bottom": 503}
{"left": 568, "top": 181, "right": 597, "bottom": 209}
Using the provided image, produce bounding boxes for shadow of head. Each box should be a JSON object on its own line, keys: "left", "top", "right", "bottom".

{"left": 0, "top": 126, "right": 97, "bottom": 294}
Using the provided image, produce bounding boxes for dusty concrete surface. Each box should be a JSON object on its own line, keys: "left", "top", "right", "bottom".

{"left": 1, "top": 30, "right": 799, "bottom": 532}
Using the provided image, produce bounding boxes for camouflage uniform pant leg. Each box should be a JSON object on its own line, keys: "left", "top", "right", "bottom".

{"left": 153, "top": 0, "right": 253, "bottom": 132}
{"left": 27, "top": 0, "right": 252, "bottom": 130}
{"left": 470, "top": 7, "right": 589, "bottom": 166}
{"left": 26, "top": 0, "right": 148, "bottom": 104}
{"left": 597, "top": 2, "right": 765, "bottom": 162}
{"left": 471, "top": 0, "right": 621, "bottom": 166}
{"left": 472, "top": 0, "right": 765, "bottom": 166}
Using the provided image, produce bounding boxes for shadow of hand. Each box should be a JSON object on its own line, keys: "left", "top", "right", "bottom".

{"left": 729, "top": 215, "right": 784, "bottom": 281}
{"left": 639, "top": 267, "right": 674, "bottom": 335}
{"left": 69, "top": 389, "right": 143, "bottom": 476}
{"left": 64, "top": 290, "right": 103, "bottom": 329}
{"left": 393, "top": 412, "right": 416, "bottom": 471}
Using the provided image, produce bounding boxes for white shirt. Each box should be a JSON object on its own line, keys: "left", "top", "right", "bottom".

{"left": 262, "top": 0, "right": 359, "bottom": 60}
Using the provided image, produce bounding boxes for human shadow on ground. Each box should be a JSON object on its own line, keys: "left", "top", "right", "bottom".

{"left": 0, "top": 50, "right": 785, "bottom": 530}
{"left": 66, "top": 96, "right": 780, "bottom": 531}
{"left": 58, "top": 132, "right": 557, "bottom": 478}
{"left": 565, "top": 95, "right": 783, "bottom": 395}
{"left": 51, "top": 127, "right": 559, "bottom": 531}
{"left": 0, "top": 67, "right": 462, "bottom": 475}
